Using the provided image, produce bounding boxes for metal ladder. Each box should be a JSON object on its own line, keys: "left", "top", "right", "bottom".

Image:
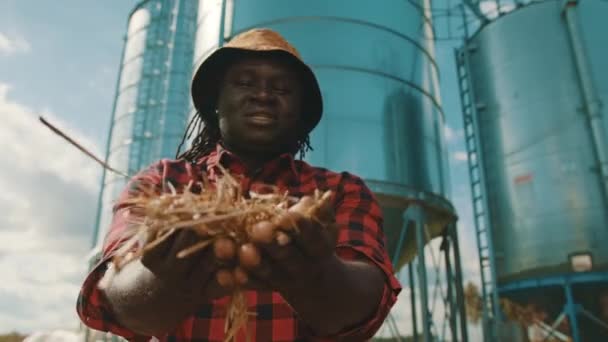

{"left": 454, "top": 46, "right": 500, "bottom": 342}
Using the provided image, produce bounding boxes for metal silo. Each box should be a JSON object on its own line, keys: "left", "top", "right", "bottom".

{"left": 457, "top": 1, "right": 608, "bottom": 341}
{"left": 86, "top": 1, "right": 198, "bottom": 340}
{"left": 194, "top": 0, "right": 468, "bottom": 340}
{"left": 92, "top": 0, "right": 198, "bottom": 249}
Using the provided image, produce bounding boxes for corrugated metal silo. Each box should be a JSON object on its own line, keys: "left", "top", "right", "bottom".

{"left": 194, "top": 1, "right": 468, "bottom": 340}
{"left": 457, "top": 1, "right": 608, "bottom": 341}
{"left": 92, "top": 0, "right": 198, "bottom": 251}
{"left": 87, "top": 1, "right": 198, "bottom": 341}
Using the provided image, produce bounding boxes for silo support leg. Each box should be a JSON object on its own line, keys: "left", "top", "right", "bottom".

{"left": 391, "top": 211, "right": 410, "bottom": 269}
{"left": 564, "top": 282, "right": 581, "bottom": 342}
{"left": 408, "top": 263, "right": 419, "bottom": 342}
{"left": 403, "top": 204, "right": 432, "bottom": 341}
{"left": 450, "top": 224, "right": 469, "bottom": 342}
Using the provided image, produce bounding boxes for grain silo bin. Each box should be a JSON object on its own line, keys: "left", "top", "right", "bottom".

{"left": 194, "top": 0, "right": 468, "bottom": 340}
{"left": 87, "top": 1, "right": 198, "bottom": 341}
{"left": 91, "top": 0, "right": 198, "bottom": 251}
{"left": 456, "top": 1, "right": 608, "bottom": 341}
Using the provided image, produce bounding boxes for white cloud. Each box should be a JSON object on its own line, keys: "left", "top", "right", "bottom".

{"left": 87, "top": 65, "right": 116, "bottom": 95}
{"left": 0, "top": 253, "right": 87, "bottom": 332}
{"left": 0, "top": 84, "right": 100, "bottom": 191}
{"left": 453, "top": 151, "right": 469, "bottom": 162}
{"left": 24, "top": 330, "right": 83, "bottom": 342}
{"left": 444, "top": 125, "right": 463, "bottom": 143}
{"left": 0, "top": 83, "right": 102, "bottom": 333}
{"left": 0, "top": 32, "right": 31, "bottom": 56}
{"left": 479, "top": 1, "right": 517, "bottom": 19}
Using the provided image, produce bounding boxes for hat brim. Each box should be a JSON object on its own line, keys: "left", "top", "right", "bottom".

{"left": 191, "top": 47, "right": 323, "bottom": 134}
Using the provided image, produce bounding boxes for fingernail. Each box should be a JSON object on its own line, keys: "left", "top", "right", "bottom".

{"left": 276, "top": 231, "right": 291, "bottom": 246}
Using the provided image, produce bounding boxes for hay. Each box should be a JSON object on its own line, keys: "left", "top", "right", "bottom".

{"left": 100, "top": 168, "right": 332, "bottom": 341}
{"left": 464, "top": 282, "right": 483, "bottom": 324}
{"left": 464, "top": 282, "right": 563, "bottom": 330}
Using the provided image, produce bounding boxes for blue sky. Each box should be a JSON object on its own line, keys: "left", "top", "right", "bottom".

{"left": 0, "top": 0, "right": 484, "bottom": 338}
{"left": 0, "top": 0, "right": 139, "bottom": 333}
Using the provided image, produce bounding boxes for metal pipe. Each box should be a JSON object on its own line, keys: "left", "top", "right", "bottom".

{"left": 562, "top": 0, "right": 608, "bottom": 210}
{"left": 218, "top": 0, "right": 228, "bottom": 46}
{"left": 451, "top": 223, "right": 470, "bottom": 342}
{"left": 442, "top": 234, "right": 458, "bottom": 342}
{"left": 409, "top": 261, "right": 419, "bottom": 342}
{"left": 579, "top": 306, "right": 608, "bottom": 332}
{"left": 387, "top": 313, "right": 404, "bottom": 341}
{"left": 460, "top": 4, "right": 470, "bottom": 40}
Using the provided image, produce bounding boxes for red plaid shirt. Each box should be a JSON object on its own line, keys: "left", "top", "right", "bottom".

{"left": 77, "top": 145, "right": 401, "bottom": 341}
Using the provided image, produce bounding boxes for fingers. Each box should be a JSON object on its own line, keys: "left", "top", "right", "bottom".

{"left": 249, "top": 221, "right": 276, "bottom": 244}
{"left": 289, "top": 192, "right": 333, "bottom": 223}
{"left": 216, "top": 269, "right": 236, "bottom": 288}
{"left": 213, "top": 266, "right": 269, "bottom": 291}
{"left": 244, "top": 194, "right": 336, "bottom": 286}
{"left": 141, "top": 230, "right": 239, "bottom": 292}
{"left": 289, "top": 195, "right": 315, "bottom": 214}
{"left": 141, "top": 229, "right": 177, "bottom": 266}
{"left": 311, "top": 194, "right": 334, "bottom": 223}
{"left": 188, "top": 246, "right": 219, "bottom": 286}
{"left": 169, "top": 230, "right": 209, "bottom": 274}
{"left": 248, "top": 220, "right": 318, "bottom": 291}
{"left": 261, "top": 240, "right": 311, "bottom": 281}
{"left": 139, "top": 192, "right": 337, "bottom": 295}
{"left": 233, "top": 267, "right": 249, "bottom": 286}
{"left": 237, "top": 242, "right": 294, "bottom": 290}
{"left": 238, "top": 243, "right": 279, "bottom": 284}
{"left": 238, "top": 243, "right": 262, "bottom": 269}
{"left": 274, "top": 212, "right": 333, "bottom": 259}
{"left": 213, "top": 236, "right": 237, "bottom": 261}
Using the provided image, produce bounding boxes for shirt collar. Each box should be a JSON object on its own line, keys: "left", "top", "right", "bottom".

{"left": 197, "top": 143, "right": 299, "bottom": 177}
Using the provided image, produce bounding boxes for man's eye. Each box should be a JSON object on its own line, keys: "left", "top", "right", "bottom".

{"left": 273, "top": 84, "right": 291, "bottom": 94}
{"left": 236, "top": 79, "right": 253, "bottom": 87}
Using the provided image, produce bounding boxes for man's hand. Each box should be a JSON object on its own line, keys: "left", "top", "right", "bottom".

{"left": 229, "top": 195, "right": 385, "bottom": 337}
{"left": 101, "top": 227, "right": 240, "bottom": 336}
{"left": 235, "top": 195, "right": 338, "bottom": 293}
{"left": 140, "top": 230, "right": 233, "bottom": 302}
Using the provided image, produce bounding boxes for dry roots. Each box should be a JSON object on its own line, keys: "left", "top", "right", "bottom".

{"left": 464, "top": 282, "right": 568, "bottom": 333}
{"left": 99, "top": 167, "right": 332, "bottom": 341}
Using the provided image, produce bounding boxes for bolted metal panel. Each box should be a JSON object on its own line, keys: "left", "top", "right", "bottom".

{"left": 464, "top": 0, "right": 608, "bottom": 283}
{"left": 93, "top": 0, "right": 199, "bottom": 249}
{"left": 193, "top": 0, "right": 455, "bottom": 268}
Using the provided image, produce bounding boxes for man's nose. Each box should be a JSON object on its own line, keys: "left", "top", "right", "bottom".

{"left": 250, "top": 82, "right": 275, "bottom": 102}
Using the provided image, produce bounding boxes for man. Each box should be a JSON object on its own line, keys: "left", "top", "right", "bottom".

{"left": 77, "top": 28, "right": 401, "bottom": 341}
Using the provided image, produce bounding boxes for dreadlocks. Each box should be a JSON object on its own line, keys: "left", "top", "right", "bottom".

{"left": 176, "top": 112, "right": 313, "bottom": 164}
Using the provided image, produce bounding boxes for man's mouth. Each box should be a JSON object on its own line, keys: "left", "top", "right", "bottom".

{"left": 245, "top": 112, "right": 277, "bottom": 125}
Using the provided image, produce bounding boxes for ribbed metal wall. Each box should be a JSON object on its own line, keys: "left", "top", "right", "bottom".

{"left": 464, "top": 0, "right": 608, "bottom": 283}
{"left": 92, "top": 0, "right": 198, "bottom": 251}
{"left": 193, "top": 0, "right": 455, "bottom": 268}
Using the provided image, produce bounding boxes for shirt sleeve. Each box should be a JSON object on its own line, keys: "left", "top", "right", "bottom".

{"left": 76, "top": 162, "right": 165, "bottom": 341}
{"left": 328, "top": 172, "right": 403, "bottom": 340}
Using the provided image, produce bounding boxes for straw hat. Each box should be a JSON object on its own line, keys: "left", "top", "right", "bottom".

{"left": 190, "top": 28, "right": 323, "bottom": 134}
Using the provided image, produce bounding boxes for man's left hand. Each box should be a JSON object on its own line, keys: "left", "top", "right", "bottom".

{"left": 238, "top": 194, "right": 339, "bottom": 295}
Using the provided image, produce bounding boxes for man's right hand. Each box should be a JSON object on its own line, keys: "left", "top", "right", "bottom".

{"left": 140, "top": 230, "right": 271, "bottom": 300}
{"left": 140, "top": 230, "right": 233, "bottom": 303}
{"left": 101, "top": 229, "right": 237, "bottom": 336}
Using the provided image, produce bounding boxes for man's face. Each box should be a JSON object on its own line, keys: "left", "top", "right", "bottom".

{"left": 216, "top": 55, "right": 303, "bottom": 155}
